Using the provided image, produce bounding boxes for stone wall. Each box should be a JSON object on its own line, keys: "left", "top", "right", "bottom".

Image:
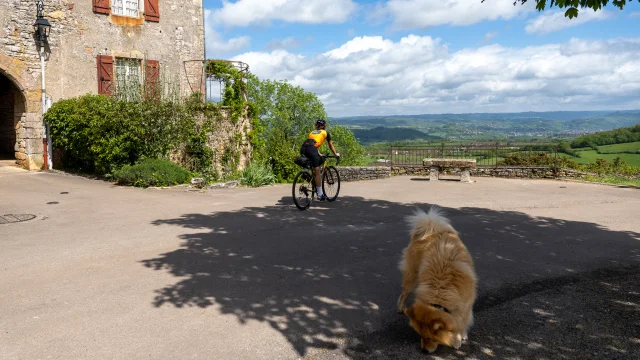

{"left": 0, "top": 0, "right": 205, "bottom": 169}
{"left": 331, "top": 166, "right": 590, "bottom": 183}
{"left": 6, "top": 0, "right": 206, "bottom": 101}
{"left": 170, "top": 107, "right": 253, "bottom": 176}
{"left": 337, "top": 166, "right": 391, "bottom": 182}
{"left": 389, "top": 165, "right": 590, "bottom": 179}
{"left": 207, "top": 108, "right": 252, "bottom": 174}
{"left": 471, "top": 167, "right": 588, "bottom": 179}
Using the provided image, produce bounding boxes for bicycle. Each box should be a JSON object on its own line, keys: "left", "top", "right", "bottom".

{"left": 292, "top": 154, "right": 341, "bottom": 210}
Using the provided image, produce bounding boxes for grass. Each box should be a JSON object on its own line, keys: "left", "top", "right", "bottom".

{"left": 583, "top": 175, "right": 640, "bottom": 188}
{"left": 560, "top": 150, "right": 640, "bottom": 166}
{"left": 597, "top": 141, "right": 640, "bottom": 154}
{"left": 241, "top": 162, "right": 277, "bottom": 187}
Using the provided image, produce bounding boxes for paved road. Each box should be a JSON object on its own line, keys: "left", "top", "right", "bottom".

{"left": 1, "top": 170, "right": 639, "bottom": 360}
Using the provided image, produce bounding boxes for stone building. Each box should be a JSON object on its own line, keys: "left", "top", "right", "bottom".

{"left": 0, "top": 0, "right": 205, "bottom": 169}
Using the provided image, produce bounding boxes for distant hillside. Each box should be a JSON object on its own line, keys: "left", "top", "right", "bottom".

{"left": 571, "top": 124, "right": 640, "bottom": 148}
{"left": 564, "top": 111, "right": 640, "bottom": 131}
{"left": 335, "top": 110, "right": 617, "bottom": 123}
{"left": 332, "top": 110, "right": 640, "bottom": 141}
{"left": 351, "top": 127, "right": 440, "bottom": 144}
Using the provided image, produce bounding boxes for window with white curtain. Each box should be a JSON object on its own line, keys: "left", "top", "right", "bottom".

{"left": 115, "top": 58, "right": 142, "bottom": 100}
{"left": 112, "top": 0, "right": 140, "bottom": 18}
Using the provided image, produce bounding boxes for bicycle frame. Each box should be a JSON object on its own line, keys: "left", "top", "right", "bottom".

{"left": 307, "top": 155, "right": 340, "bottom": 192}
{"left": 292, "top": 155, "right": 341, "bottom": 210}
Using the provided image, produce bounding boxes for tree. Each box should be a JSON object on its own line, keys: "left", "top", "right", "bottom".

{"left": 317, "top": 123, "right": 366, "bottom": 168}
{"left": 482, "top": 0, "right": 637, "bottom": 19}
{"left": 247, "top": 74, "right": 365, "bottom": 182}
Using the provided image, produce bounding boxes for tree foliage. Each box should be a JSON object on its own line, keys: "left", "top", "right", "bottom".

{"left": 246, "top": 75, "right": 365, "bottom": 182}
{"left": 570, "top": 124, "right": 640, "bottom": 148}
{"left": 504, "top": 0, "right": 637, "bottom": 19}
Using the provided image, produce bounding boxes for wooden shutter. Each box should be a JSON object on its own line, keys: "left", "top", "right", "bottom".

{"left": 92, "top": 0, "right": 110, "bottom": 14}
{"left": 145, "top": 60, "right": 160, "bottom": 99}
{"left": 144, "top": 0, "right": 160, "bottom": 22}
{"left": 97, "top": 55, "right": 114, "bottom": 96}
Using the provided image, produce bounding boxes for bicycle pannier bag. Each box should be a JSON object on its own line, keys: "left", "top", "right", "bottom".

{"left": 294, "top": 155, "right": 309, "bottom": 168}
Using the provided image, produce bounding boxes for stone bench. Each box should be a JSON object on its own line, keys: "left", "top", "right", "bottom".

{"left": 423, "top": 158, "right": 477, "bottom": 183}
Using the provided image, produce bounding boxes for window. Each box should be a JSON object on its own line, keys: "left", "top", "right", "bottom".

{"left": 115, "top": 58, "right": 142, "bottom": 99}
{"left": 97, "top": 55, "right": 160, "bottom": 99}
{"left": 112, "top": 0, "right": 140, "bottom": 18}
{"left": 93, "top": 0, "right": 160, "bottom": 23}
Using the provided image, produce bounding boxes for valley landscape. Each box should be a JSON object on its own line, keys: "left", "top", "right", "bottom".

{"left": 335, "top": 110, "right": 640, "bottom": 144}
{"left": 334, "top": 110, "right": 640, "bottom": 187}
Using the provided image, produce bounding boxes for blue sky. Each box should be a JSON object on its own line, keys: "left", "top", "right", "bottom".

{"left": 202, "top": 0, "right": 640, "bottom": 117}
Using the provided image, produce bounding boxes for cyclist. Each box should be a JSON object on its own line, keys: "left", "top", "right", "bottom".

{"left": 299, "top": 118, "right": 340, "bottom": 200}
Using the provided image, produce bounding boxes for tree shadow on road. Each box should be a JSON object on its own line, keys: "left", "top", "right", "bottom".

{"left": 142, "top": 195, "right": 640, "bottom": 359}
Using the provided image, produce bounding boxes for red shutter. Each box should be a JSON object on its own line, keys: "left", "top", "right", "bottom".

{"left": 97, "top": 55, "right": 114, "bottom": 96}
{"left": 145, "top": 60, "right": 160, "bottom": 100}
{"left": 92, "top": 0, "right": 110, "bottom": 14}
{"left": 144, "top": 0, "right": 160, "bottom": 22}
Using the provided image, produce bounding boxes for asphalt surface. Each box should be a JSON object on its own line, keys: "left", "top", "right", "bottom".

{"left": 1, "top": 169, "right": 639, "bottom": 360}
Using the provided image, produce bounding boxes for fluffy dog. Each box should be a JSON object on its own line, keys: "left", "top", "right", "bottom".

{"left": 397, "top": 207, "right": 477, "bottom": 353}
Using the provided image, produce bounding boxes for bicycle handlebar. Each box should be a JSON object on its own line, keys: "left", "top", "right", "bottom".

{"left": 323, "top": 155, "right": 341, "bottom": 166}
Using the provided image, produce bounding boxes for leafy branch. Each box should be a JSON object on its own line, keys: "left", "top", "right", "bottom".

{"left": 481, "top": 0, "right": 636, "bottom": 19}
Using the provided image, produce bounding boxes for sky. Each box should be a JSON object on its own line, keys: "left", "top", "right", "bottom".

{"left": 202, "top": 0, "right": 640, "bottom": 118}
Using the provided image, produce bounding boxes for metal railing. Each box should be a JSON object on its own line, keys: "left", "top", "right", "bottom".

{"left": 388, "top": 143, "right": 559, "bottom": 167}
{"left": 182, "top": 59, "right": 249, "bottom": 103}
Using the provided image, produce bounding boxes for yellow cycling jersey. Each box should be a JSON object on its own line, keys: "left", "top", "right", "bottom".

{"left": 307, "top": 129, "right": 329, "bottom": 148}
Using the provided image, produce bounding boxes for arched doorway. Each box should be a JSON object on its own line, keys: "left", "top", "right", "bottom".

{"left": 0, "top": 72, "right": 24, "bottom": 161}
{"left": 0, "top": 52, "right": 43, "bottom": 170}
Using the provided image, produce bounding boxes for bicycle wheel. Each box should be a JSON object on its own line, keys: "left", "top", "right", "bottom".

{"left": 322, "top": 166, "right": 341, "bottom": 202}
{"left": 292, "top": 170, "right": 314, "bottom": 210}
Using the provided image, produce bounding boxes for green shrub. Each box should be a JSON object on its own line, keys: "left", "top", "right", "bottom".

{"left": 45, "top": 94, "right": 195, "bottom": 175}
{"left": 582, "top": 157, "right": 640, "bottom": 177}
{"left": 499, "top": 153, "right": 640, "bottom": 178}
{"left": 113, "top": 158, "right": 192, "bottom": 188}
{"left": 499, "top": 153, "right": 578, "bottom": 168}
{"left": 241, "top": 161, "right": 277, "bottom": 187}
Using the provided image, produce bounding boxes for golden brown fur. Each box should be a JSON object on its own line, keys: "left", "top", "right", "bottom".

{"left": 397, "top": 207, "right": 477, "bottom": 353}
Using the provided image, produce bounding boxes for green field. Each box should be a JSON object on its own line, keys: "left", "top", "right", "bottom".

{"left": 597, "top": 141, "right": 640, "bottom": 154}
{"left": 559, "top": 150, "right": 640, "bottom": 166}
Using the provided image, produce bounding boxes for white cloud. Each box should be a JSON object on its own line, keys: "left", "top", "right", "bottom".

{"left": 378, "top": 0, "right": 535, "bottom": 29}
{"left": 230, "top": 36, "right": 640, "bottom": 116}
{"left": 204, "top": 9, "right": 250, "bottom": 56}
{"left": 481, "top": 31, "right": 499, "bottom": 44}
{"left": 630, "top": 12, "right": 640, "bottom": 18}
{"left": 264, "top": 36, "right": 310, "bottom": 51}
{"left": 526, "top": 9, "right": 615, "bottom": 35}
{"left": 211, "top": 0, "right": 358, "bottom": 28}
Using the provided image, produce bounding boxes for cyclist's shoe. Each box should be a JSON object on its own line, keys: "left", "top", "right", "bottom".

{"left": 317, "top": 194, "right": 328, "bottom": 201}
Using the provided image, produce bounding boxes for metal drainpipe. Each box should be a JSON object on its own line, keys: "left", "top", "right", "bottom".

{"left": 40, "top": 45, "right": 49, "bottom": 171}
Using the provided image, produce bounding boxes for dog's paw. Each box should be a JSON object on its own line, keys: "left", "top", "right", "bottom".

{"left": 462, "top": 333, "right": 469, "bottom": 343}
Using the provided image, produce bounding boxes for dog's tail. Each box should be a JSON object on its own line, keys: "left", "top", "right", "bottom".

{"left": 406, "top": 206, "right": 456, "bottom": 240}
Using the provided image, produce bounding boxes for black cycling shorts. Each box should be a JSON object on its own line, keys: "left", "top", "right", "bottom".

{"left": 300, "top": 140, "right": 325, "bottom": 167}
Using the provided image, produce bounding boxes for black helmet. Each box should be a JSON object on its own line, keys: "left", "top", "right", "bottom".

{"left": 315, "top": 118, "right": 326, "bottom": 127}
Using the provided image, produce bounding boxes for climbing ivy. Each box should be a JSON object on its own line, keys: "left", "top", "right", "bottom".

{"left": 205, "top": 60, "right": 247, "bottom": 125}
